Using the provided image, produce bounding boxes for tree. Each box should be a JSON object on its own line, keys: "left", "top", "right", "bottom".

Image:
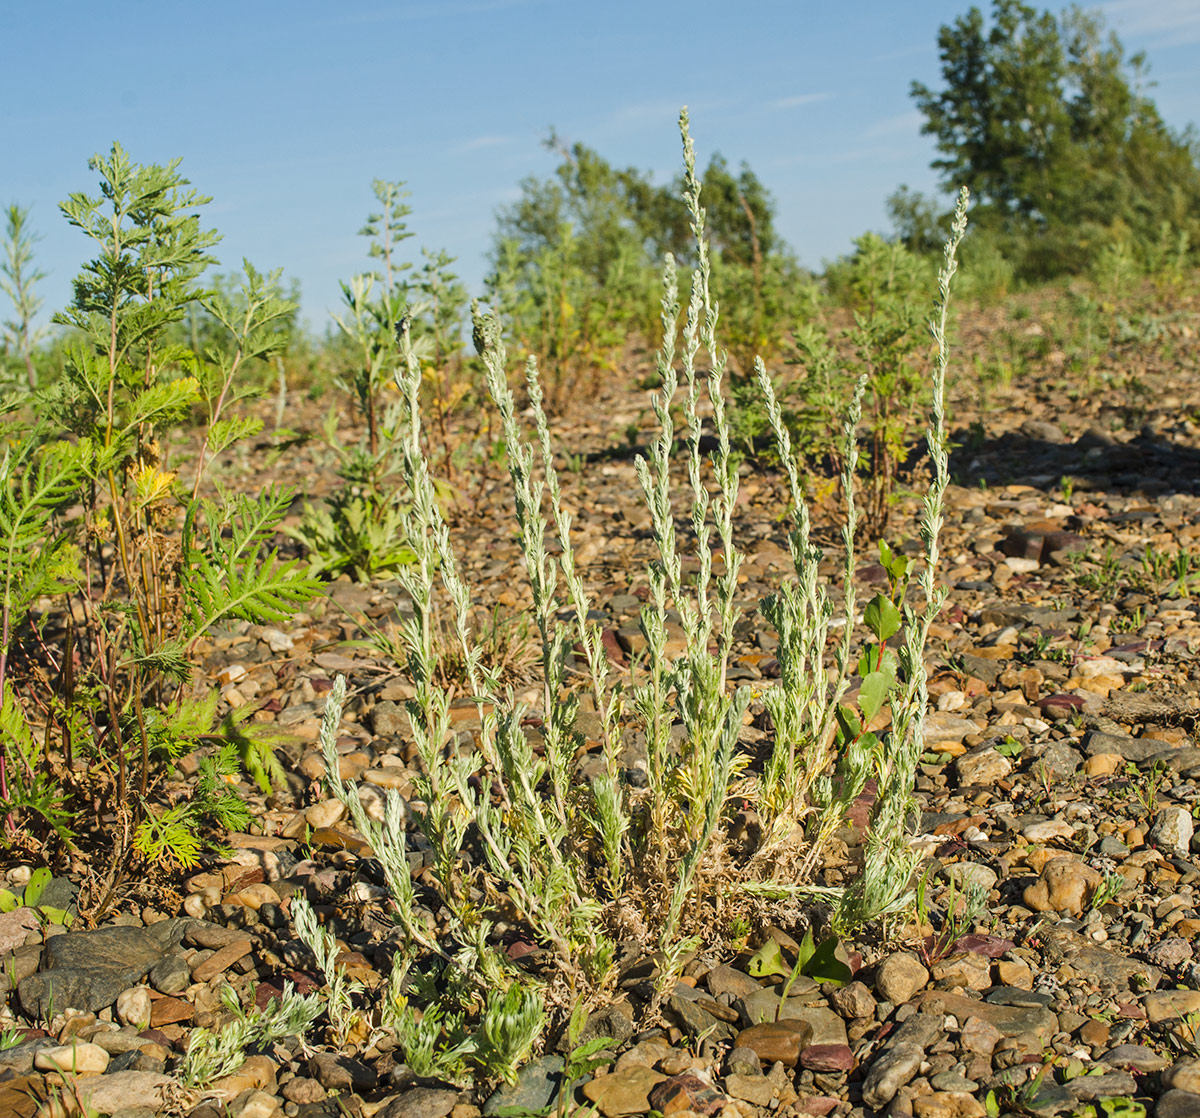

{"left": 911, "top": 0, "right": 1200, "bottom": 275}
{"left": 488, "top": 134, "right": 804, "bottom": 385}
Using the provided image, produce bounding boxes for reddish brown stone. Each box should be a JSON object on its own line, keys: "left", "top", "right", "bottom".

{"left": 150, "top": 997, "right": 194, "bottom": 1026}
{"left": 648, "top": 1073, "right": 727, "bottom": 1116}
{"left": 799, "top": 1044, "right": 855, "bottom": 1072}
{"left": 191, "top": 937, "right": 253, "bottom": 982}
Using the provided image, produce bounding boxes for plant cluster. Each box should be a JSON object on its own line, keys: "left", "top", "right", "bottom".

{"left": 294, "top": 111, "right": 969, "bottom": 1081}
{"left": 0, "top": 144, "right": 319, "bottom": 914}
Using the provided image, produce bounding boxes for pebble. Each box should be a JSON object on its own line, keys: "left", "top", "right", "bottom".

{"left": 875, "top": 952, "right": 930, "bottom": 1004}
{"left": 34, "top": 1042, "right": 109, "bottom": 1074}
{"left": 912, "top": 1092, "right": 986, "bottom": 1118}
{"left": 581, "top": 1066, "right": 667, "bottom": 1117}
{"left": 733, "top": 1021, "right": 813, "bottom": 1067}
{"left": 1023, "top": 856, "right": 1104, "bottom": 915}
{"left": 115, "top": 986, "right": 152, "bottom": 1030}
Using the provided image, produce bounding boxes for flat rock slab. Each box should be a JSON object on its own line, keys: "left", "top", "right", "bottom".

{"left": 919, "top": 991, "right": 1058, "bottom": 1039}
{"left": 18, "top": 919, "right": 188, "bottom": 1017}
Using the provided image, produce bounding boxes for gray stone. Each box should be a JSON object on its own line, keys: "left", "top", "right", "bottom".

{"left": 704, "top": 964, "right": 762, "bottom": 1000}
{"left": 378, "top": 1088, "right": 461, "bottom": 1118}
{"left": 1100, "top": 1044, "right": 1170, "bottom": 1072}
{"left": 861, "top": 1043, "right": 923, "bottom": 1110}
{"left": 724, "top": 1047, "right": 763, "bottom": 1077}
{"left": 18, "top": 920, "right": 189, "bottom": 1017}
{"left": 308, "top": 1051, "right": 378, "bottom": 1093}
{"left": 954, "top": 746, "right": 1012, "bottom": 786}
{"left": 1154, "top": 1090, "right": 1200, "bottom": 1118}
{"left": 147, "top": 953, "right": 191, "bottom": 995}
{"left": 1062, "top": 1070, "right": 1137, "bottom": 1100}
{"left": 777, "top": 1004, "right": 847, "bottom": 1046}
{"left": 372, "top": 701, "right": 408, "bottom": 736}
{"left": 0, "top": 1036, "right": 55, "bottom": 1073}
{"left": 484, "top": 1055, "right": 564, "bottom": 1116}
{"left": 1149, "top": 806, "right": 1194, "bottom": 852}
{"left": 1084, "top": 730, "right": 1163, "bottom": 761}
{"left": 666, "top": 992, "right": 736, "bottom": 1042}
{"left": 1036, "top": 742, "right": 1083, "bottom": 779}
{"left": 943, "top": 862, "right": 998, "bottom": 893}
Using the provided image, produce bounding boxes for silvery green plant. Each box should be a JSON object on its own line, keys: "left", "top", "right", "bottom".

{"left": 313, "top": 112, "right": 968, "bottom": 1079}
{"left": 290, "top": 892, "right": 366, "bottom": 1046}
{"left": 181, "top": 981, "right": 322, "bottom": 1088}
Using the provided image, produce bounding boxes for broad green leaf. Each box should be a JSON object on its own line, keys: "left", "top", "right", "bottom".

{"left": 0, "top": 890, "right": 18, "bottom": 913}
{"left": 863, "top": 592, "right": 901, "bottom": 642}
{"left": 803, "top": 935, "right": 852, "bottom": 987}
{"left": 24, "top": 867, "right": 51, "bottom": 907}
{"left": 747, "top": 938, "right": 790, "bottom": 979}
{"left": 857, "top": 671, "right": 891, "bottom": 724}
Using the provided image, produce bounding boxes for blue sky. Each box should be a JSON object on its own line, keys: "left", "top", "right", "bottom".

{"left": 5, "top": 0, "right": 1200, "bottom": 334}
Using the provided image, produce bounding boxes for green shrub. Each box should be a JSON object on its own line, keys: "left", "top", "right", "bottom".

{"left": 0, "top": 144, "right": 319, "bottom": 911}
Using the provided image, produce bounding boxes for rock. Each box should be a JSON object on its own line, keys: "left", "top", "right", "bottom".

{"left": 1022, "top": 856, "right": 1104, "bottom": 915}
{"left": 861, "top": 1043, "right": 924, "bottom": 1111}
{"left": 190, "top": 936, "right": 253, "bottom": 982}
{"left": 925, "top": 713, "right": 980, "bottom": 746}
{"left": 379, "top": 1088, "right": 461, "bottom": 1118}
{"left": 72, "top": 1070, "right": 171, "bottom": 1113}
{"left": 875, "top": 952, "right": 930, "bottom": 1004}
{"left": 953, "top": 746, "right": 1011, "bottom": 786}
{"left": 942, "top": 862, "right": 998, "bottom": 893}
{"left": 920, "top": 992, "right": 1057, "bottom": 1040}
{"left": 305, "top": 799, "right": 347, "bottom": 830}
{"left": 147, "top": 953, "right": 190, "bottom": 995}
{"left": 912, "top": 1093, "right": 986, "bottom": 1118}
{"left": 233, "top": 1091, "right": 281, "bottom": 1118}
{"left": 799, "top": 1044, "right": 855, "bottom": 1072}
{"left": 1021, "top": 820, "right": 1076, "bottom": 843}
{"left": 648, "top": 1071, "right": 727, "bottom": 1116}
{"left": 1149, "top": 806, "right": 1194, "bottom": 852}
{"left": 115, "top": 986, "right": 152, "bottom": 1030}
{"left": 574, "top": 1001, "right": 635, "bottom": 1049}
{"left": 307, "top": 1051, "right": 378, "bottom": 1093}
{"left": 209, "top": 1054, "right": 278, "bottom": 1099}
{"left": 724, "top": 1074, "right": 775, "bottom": 1106}
{"left": 960, "top": 1015, "right": 1003, "bottom": 1056}
{"left": 35, "top": 1041, "right": 109, "bottom": 1073}
{"left": 704, "top": 965, "right": 761, "bottom": 1001}
{"left": 665, "top": 992, "right": 735, "bottom": 1042}
{"left": 281, "top": 1078, "right": 326, "bottom": 1104}
{"left": 723, "top": 1048, "right": 762, "bottom": 1078}
{"left": 930, "top": 952, "right": 991, "bottom": 991}
{"left": 733, "top": 1021, "right": 813, "bottom": 1067}
{"left": 0, "top": 909, "right": 41, "bottom": 954}
{"left": 150, "top": 996, "right": 193, "bottom": 1026}
{"left": 483, "top": 1056, "right": 564, "bottom": 1116}
{"left": 1083, "top": 730, "right": 1164, "bottom": 762}
{"left": 372, "top": 700, "right": 408, "bottom": 736}
{"left": 18, "top": 920, "right": 188, "bottom": 1018}
{"left": 1145, "top": 937, "right": 1192, "bottom": 970}
{"left": 829, "top": 981, "right": 876, "bottom": 1019}
{"left": 581, "top": 1066, "right": 667, "bottom": 1117}
{"left": 1062, "top": 1071, "right": 1138, "bottom": 1101}
{"left": 1100, "top": 1044, "right": 1170, "bottom": 1072}
{"left": 1164, "top": 1058, "right": 1200, "bottom": 1094}
{"left": 778, "top": 1005, "right": 847, "bottom": 1047}
{"left": 1155, "top": 1091, "right": 1200, "bottom": 1118}
{"left": 1145, "top": 990, "right": 1200, "bottom": 1024}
